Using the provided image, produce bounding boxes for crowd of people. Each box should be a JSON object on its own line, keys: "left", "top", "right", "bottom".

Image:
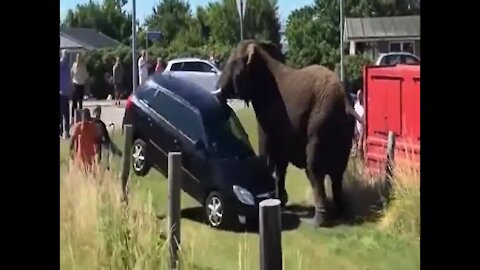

{"left": 60, "top": 49, "right": 122, "bottom": 171}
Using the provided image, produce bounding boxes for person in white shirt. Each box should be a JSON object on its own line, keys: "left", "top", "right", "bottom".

{"left": 353, "top": 89, "right": 365, "bottom": 156}
{"left": 138, "top": 50, "right": 149, "bottom": 86}
{"left": 71, "top": 53, "right": 90, "bottom": 119}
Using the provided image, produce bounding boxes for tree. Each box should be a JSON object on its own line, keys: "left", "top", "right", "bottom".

{"left": 144, "top": 0, "right": 193, "bottom": 46}
{"left": 62, "top": 0, "right": 133, "bottom": 44}
{"left": 285, "top": 1, "right": 341, "bottom": 69}
{"left": 285, "top": 0, "right": 421, "bottom": 69}
{"left": 203, "top": 0, "right": 281, "bottom": 47}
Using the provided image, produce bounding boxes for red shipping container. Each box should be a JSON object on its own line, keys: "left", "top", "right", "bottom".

{"left": 362, "top": 64, "right": 420, "bottom": 174}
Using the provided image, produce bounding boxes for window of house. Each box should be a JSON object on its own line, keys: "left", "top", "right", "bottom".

{"left": 402, "top": 42, "right": 414, "bottom": 54}
{"left": 389, "top": 42, "right": 401, "bottom": 52}
{"left": 389, "top": 41, "right": 415, "bottom": 54}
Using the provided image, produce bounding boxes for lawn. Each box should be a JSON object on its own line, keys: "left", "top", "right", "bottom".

{"left": 60, "top": 107, "right": 420, "bottom": 270}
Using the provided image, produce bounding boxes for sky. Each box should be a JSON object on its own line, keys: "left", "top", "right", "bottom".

{"left": 59, "top": 0, "right": 314, "bottom": 25}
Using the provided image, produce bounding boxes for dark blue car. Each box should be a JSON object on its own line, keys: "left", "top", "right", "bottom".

{"left": 122, "top": 73, "right": 275, "bottom": 229}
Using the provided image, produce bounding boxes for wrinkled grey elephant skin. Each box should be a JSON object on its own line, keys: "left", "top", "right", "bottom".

{"left": 217, "top": 40, "right": 358, "bottom": 227}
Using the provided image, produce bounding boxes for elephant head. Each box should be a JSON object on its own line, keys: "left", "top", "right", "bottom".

{"left": 217, "top": 40, "right": 285, "bottom": 104}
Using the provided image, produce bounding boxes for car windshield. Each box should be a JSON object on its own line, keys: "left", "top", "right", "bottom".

{"left": 205, "top": 108, "right": 254, "bottom": 159}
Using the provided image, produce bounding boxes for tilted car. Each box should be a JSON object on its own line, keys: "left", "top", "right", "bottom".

{"left": 122, "top": 73, "right": 275, "bottom": 229}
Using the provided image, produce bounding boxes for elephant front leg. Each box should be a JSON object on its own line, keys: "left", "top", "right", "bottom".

{"left": 273, "top": 161, "right": 288, "bottom": 206}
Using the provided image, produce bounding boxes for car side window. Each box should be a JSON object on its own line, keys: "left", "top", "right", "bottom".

{"left": 137, "top": 87, "right": 157, "bottom": 103}
{"left": 404, "top": 55, "right": 420, "bottom": 64}
{"left": 170, "top": 63, "right": 183, "bottom": 71}
{"left": 149, "top": 91, "right": 204, "bottom": 141}
{"left": 181, "top": 61, "right": 215, "bottom": 72}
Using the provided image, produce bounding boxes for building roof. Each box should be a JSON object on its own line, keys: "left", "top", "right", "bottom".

{"left": 60, "top": 35, "right": 84, "bottom": 49}
{"left": 60, "top": 27, "right": 121, "bottom": 50}
{"left": 344, "top": 16, "right": 420, "bottom": 42}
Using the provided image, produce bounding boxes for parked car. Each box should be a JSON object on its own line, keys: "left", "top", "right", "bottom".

{"left": 163, "top": 58, "right": 221, "bottom": 92}
{"left": 122, "top": 73, "right": 276, "bottom": 229}
{"left": 374, "top": 52, "right": 420, "bottom": 66}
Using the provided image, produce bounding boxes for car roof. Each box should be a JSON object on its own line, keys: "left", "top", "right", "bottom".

{"left": 379, "top": 52, "right": 419, "bottom": 58}
{"left": 167, "top": 57, "right": 209, "bottom": 64}
{"left": 143, "top": 73, "right": 227, "bottom": 123}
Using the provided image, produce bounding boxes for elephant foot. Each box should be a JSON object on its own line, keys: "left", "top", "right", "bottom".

{"left": 313, "top": 210, "right": 333, "bottom": 227}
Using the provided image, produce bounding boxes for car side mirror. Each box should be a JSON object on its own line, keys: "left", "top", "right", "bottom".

{"left": 210, "top": 68, "right": 217, "bottom": 74}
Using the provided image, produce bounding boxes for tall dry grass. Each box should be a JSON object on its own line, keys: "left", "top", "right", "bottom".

{"left": 379, "top": 158, "right": 420, "bottom": 239}
{"left": 60, "top": 163, "right": 174, "bottom": 270}
{"left": 344, "top": 146, "right": 420, "bottom": 240}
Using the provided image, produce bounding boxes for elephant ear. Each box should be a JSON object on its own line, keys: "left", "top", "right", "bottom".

{"left": 246, "top": 43, "right": 256, "bottom": 66}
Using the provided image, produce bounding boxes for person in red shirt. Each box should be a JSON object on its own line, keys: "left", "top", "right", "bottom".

{"left": 70, "top": 108, "right": 98, "bottom": 171}
{"left": 155, "top": 57, "right": 164, "bottom": 73}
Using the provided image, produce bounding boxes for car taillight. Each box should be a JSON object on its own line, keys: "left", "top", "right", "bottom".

{"left": 125, "top": 95, "right": 134, "bottom": 110}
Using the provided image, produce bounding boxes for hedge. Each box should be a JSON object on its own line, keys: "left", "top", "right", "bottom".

{"left": 83, "top": 45, "right": 372, "bottom": 99}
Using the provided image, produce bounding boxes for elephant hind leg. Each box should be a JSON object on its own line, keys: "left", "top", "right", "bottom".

{"left": 306, "top": 138, "right": 330, "bottom": 227}
{"left": 329, "top": 172, "right": 349, "bottom": 221}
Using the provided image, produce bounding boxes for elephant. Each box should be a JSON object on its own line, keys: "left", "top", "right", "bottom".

{"left": 216, "top": 40, "right": 362, "bottom": 227}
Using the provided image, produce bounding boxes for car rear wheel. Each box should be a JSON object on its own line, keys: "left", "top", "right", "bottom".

{"left": 204, "top": 191, "right": 238, "bottom": 229}
{"left": 132, "top": 139, "right": 151, "bottom": 176}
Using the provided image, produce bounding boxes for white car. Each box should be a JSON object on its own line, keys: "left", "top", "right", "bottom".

{"left": 374, "top": 52, "right": 420, "bottom": 66}
{"left": 163, "top": 58, "right": 221, "bottom": 92}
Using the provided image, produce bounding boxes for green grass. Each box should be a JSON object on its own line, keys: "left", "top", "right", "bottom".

{"left": 60, "top": 108, "right": 420, "bottom": 270}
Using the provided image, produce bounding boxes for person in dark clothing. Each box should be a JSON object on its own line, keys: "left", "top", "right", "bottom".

{"left": 60, "top": 49, "right": 71, "bottom": 138}
{"left": 92, "top": 106, "right": 122, "bottom": 168}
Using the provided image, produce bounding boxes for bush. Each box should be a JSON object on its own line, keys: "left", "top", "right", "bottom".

{"left": 344, "top": 54, "right": 374, "bottom": 92}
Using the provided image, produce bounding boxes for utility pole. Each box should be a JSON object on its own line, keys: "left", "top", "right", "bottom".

{"left": 339, "top": 0, "right": 344, "bottom": 82}
{"left": 132, "top": 0, "right": 137, "bottom": 93}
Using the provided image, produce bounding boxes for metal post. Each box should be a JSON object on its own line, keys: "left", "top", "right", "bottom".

{"left": 240, "top": 0, "right": 244, "bottom": 41}
{"left": 145, "top": 27, "right": 148, "bottom": 54}
{"left": 259, "top": 199, "right": 283, "bottom": 270}
{"left": 339, "top": 0, "right": 344, "bottom": 82}
{"left": 168, "top": 152, "right": 182, "bottom": 270}
{"left": 131, "top": 0, "right": 137, "bottom": 94}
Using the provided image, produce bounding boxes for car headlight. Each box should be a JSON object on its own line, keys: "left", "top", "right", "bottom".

{"left": 233, "top": 185, "right": 255, "bottom": 206}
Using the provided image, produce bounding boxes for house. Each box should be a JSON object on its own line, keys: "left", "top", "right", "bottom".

{"left": 60, "top": 27, "right": 122, "bottom": 54}
{"left": 60, "top": 27, "right": 122, "bottom": 70}
{"left": 344, "top": 15, "right": 420, "bottom": 58}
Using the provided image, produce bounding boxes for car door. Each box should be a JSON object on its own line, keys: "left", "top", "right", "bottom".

{"left": 167, "top": 102, "right": 210, "bottom": 202}
{"left": 141, "top": 88, "right": 178, "bottom": 175}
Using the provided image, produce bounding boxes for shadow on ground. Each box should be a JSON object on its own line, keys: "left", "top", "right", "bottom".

{"left": 285, "top": 175, "right": 391, "bottom": 228}
{"left": 180, "top": 206, "right": 301, "bottom": 233}
{"left": 179, "top": 175, "right": 390, "bottom": 231}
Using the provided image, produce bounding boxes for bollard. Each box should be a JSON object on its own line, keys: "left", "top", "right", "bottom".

{"left": 121, "top": 125, "right": 133, "bottom": 200}
{"left": 168, "top": 152, "right": 182, "bottom": 270}
{"left": 259, "top": 198, "right": 283, "bottom": 270}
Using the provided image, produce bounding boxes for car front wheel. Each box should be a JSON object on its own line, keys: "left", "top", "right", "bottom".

{"left": 131, "top": 139, "right": 151, "bottom": 176}
{"left": 205, "top": 191, "right": 238, "bottom": 229}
